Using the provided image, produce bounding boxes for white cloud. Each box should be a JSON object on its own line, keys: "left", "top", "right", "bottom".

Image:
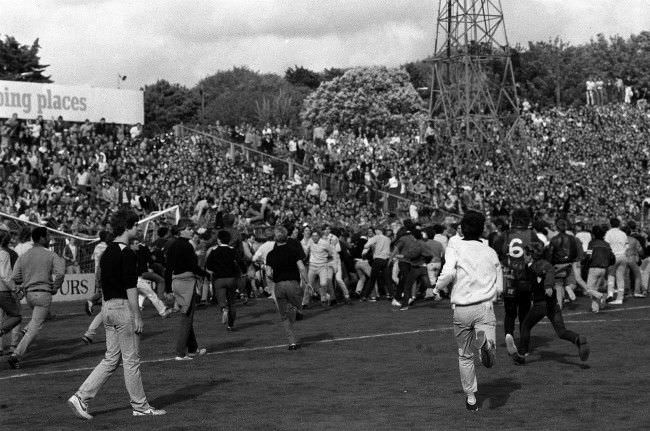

{"left": 0, "top": 0, "right": 647, "bottom": 89}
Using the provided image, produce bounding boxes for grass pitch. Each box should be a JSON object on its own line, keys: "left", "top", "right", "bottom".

{"left": 1, "top": 295, "right": 649, "bottom": 430}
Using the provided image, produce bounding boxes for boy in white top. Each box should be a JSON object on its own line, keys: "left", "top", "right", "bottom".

{"left": 435, "top": 211, "right": 503, "bottom": 411}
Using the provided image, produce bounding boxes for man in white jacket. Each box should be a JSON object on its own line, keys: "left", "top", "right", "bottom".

{"left": 435, "top": 211, "right": 503, "bottom": 411}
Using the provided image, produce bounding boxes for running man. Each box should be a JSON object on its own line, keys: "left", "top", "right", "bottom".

{"left": 435, "top": 211, "right": 503, "bottom": 411}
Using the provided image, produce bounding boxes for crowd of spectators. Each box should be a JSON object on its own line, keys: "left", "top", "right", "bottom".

{"left": 1, "top": 100, "right": 649, "bottom": 257}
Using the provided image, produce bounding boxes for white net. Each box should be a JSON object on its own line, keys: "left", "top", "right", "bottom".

{"left": 0, "top": 205, "right": 180, "bottom": 273}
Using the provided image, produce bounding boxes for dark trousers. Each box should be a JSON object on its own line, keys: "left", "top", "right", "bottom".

{"left": 518, "top": 299, "right": 579, "bottom": 355}
{"left": 504, "top": 289, "right": 531, "bottom": 337}
{"left": 403, "top": 265, "right": 431, "bottom": 299}
{"left": 175, "top": 293, "right": 198, "bottom": 357}
{"left": 213, "top": 277, "right": 237, "bottom": 327}
{"left": 361, "top": 258, "right": 388, "bottom": 299}
{"left": 0, "top": 292, "right": 22, "bottom": 335}
{"left": 395, "top": 261, "right": 412, "bottom": 303}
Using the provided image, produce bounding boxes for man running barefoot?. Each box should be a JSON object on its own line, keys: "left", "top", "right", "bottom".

{"left": 435, "top": 211, "right": 503, "bottom": 411}
{"left": 68, "top": 209, "right": 166, "bottom": 420}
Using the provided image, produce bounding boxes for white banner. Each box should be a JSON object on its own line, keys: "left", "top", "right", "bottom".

{"left": 0, "top": 80, "right": 143, "bottom": 124}
{"left": 20, "top": 273, "right": 97, "bottom": 303}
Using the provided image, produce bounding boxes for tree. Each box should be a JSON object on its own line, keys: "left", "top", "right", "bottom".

{"left": 143, "top": 80, "right": 198, "bottom": 135}
{"left": 320, "top": 67, "right": 347, "bottom": 82}
{"left": 0, "top": 36, "right": 51, "bottom": 82}
{"left": 300, "top": 66, "right": 427, "bottom": 133}
{"left": 197, "top": 67, "right": 308, "bottom": 126}
{"left": 284, "top": 65, "right": 321, "bottom": 89}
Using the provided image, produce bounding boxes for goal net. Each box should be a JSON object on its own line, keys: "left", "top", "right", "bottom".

{"left": 0, "top": 205, "right": 180, "bottom": 274}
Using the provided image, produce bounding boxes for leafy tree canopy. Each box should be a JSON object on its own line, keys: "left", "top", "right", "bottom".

{"left": 143, "top": 79, "right": 198, "bottom": 135}
{"left": 300, "top": 66, "right": 426, "bottom": 133}
{"left": 0, "top": 35, "right": 51, "bottom": 82}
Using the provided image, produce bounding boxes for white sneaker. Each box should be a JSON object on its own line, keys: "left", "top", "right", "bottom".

{"left": 610, "top": 299, "right": 623, "bottom": 305}
{"left": 174, "top": 355, "right": 193, "bottom": 361}
{"left": 408, "top": 297, "right": 416, "bottom": 306}
{"left": 505, "top": 334, "right": 517, "bottom": 355}
{"left": 188, "top": 348, "right": 207, "bottom": 357}
{"left": 133, "top": 407, "right": 167, "bottom": 416}
{"left": 67, "top": 394, "right": 93, "bottom": 420}
{"left": 160, "top": 308, "right": 173, "bottom": 318}
{"left": 391, "top": 299, "right": 401, "bottom": 307}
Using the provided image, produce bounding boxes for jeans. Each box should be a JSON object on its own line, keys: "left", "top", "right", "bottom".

{"left": 518, "top": 299, "right": 579, "bottom": 355}
{"left": 0, "top": 291, "right": 22, "bottom": 336}
{"left": 76, "top": 299, "right": 151, "bottom": 412}
{"left": 213, "top": 277, "right": 237, "bottom": 327}
{"left": 453, "top": 301, "right": 496, "bottom": 395}
{"left": 275, "top": 280, "right": 303, "bottom": 345}
{"left": 85, "top": 309, "right": 104, "bottom": 340}
{"left": 137, "top": 278, "right": 167, "bottom": 315}
{"left": 361, "top": 258, "right": 388, "bottom": 299}
{"left": 503, "top": 279, "right": 531, "bottom": 337}
{"left": 14, "top": 291, "right": 52, "bottom": 358}
{"left": 172, "top": 276, "right": 198, "bottom": 357}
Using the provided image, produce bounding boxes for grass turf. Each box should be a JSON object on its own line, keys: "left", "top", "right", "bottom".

{"left": 1, "top": 295, "right": 649, "bottom": 430}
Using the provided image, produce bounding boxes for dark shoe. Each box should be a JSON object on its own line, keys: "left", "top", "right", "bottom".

{"left": 288, "top": 344, "right": 300, "bottom": 351}
{"left": 295, "top": 312, "right": 304, "bottom": 321}
{"left": 7, "top": 355, "right": 19, "bottom": 369}
{"left": 81, "top": 336, "right": 93, "bottom": 345}
{"left": 577, "top": 336, "right": 590, "bottom": 361}
{"left": 512, "top": 352, "right": 526, "bottom": 365}
{"left": 605, "top": 296, "right": 615, "bottom": 303}
{"left": 474, "top": 331, "right": 495, "bottom": 368}
{"left": 465, "top": 398, "right": 479, "bottom": 411}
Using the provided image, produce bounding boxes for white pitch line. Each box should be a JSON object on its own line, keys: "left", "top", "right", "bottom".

{"left": 1, "top": 308, "right": 648, "bottom": 382}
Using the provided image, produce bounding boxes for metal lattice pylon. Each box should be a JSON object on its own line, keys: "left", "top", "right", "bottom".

{"left": 429, "top": 0, "right": 520, "bottom": 157}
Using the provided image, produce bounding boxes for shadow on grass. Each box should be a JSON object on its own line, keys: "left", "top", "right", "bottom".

{"left": 234, "top": 319, "right": 274, "bottom": 331}
{"left": 535, "top": 349, "right": 590, "bottom": 369}
{"left": 91, "top": 379, "right": 232, "bottom": 417}
{"left": 300, "top": 332, "right": 335, "bottom": 347}
{"left": 205, "top": 338, "right": 252, "bottom": 352}
{"left": 478, "top": 377, "right": 522, "bottom": 410}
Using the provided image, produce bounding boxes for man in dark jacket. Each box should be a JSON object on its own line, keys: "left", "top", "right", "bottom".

{"left": 584, "top": 224, "right": 616, "bottom": 313}
{"left": 166, "top": 218, "right": 209, "bottom": 361}
{"left": 546, "top": 219, "right": 584, "bottom": 307}
{"left": 508, "top": 243, "right": 590, "bottom": 365}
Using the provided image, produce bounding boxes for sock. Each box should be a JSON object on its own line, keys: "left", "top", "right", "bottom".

{"left": 466, "top": 393, "right": 476, "bottom": 405}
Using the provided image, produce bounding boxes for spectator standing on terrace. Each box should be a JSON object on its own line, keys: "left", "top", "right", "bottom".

{"left": 435, "top": 211, "right": 502, "bottom": 411}
{"left": 67, "top": 209, "right": 166, "bottom": 420}
{"left": 605, "top": 218, "right": 628, "bottom": 305}
{"left": 585, "top": 78, "right": 596, "bottom": 106}
{"left": 266, "top": 226, "right": 308, "bottom": 350}
{"left": 166, "top": 218, "right": 209, "bottom": 360}
{"left": 7, "top": 227, "right": 65, "bottom": 369}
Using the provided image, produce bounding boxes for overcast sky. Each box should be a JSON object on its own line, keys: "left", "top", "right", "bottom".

{"left": 1, "top": 0, "right": 648, "bottom": 90}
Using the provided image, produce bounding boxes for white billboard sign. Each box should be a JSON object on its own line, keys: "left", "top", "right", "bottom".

{"left": 0, "top": 80, "right": 143, "bottom": 124}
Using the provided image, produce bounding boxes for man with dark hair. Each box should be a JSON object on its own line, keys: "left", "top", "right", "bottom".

{"left": 360, "top": 226, "right": 391, "bottom": 301}
{"left": 266, "top": 226, "right": 309, "bottom": 350}
{"left": 68, "top": 208, "right": 166, "bottom": 419}
{"left": 546, "top": 219, "right": 583, "bottom": 306}
{"left": 584, "top": 225, "right": 615, "bottom": 312}
{"left": 166, "top": 218, "right": 209, "bottom": 360}
{"left": 435, "top": 210, "right": 502, "bottom": 411}
{"left": 0, "top": 229, "right": 22, "bottom": 342}
{"left": 205, "top": 230, "right": 241, "bottom": 331}
{"left": 509, "top": 243, "right": 590, "bottom": 365}
{"left": 7, "top": 227, "right": 65, "bottom": 369}
{"left": 494, "top": 207, "right": 541, "bottom": 357}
